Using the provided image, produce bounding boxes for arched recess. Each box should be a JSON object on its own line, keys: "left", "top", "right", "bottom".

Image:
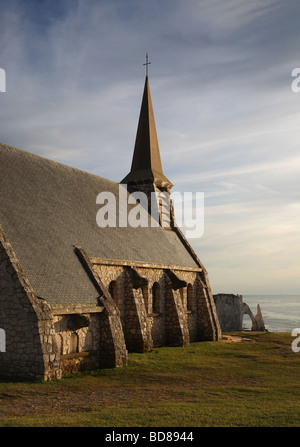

{"left": 70, "top": 333, "right": 79, "bottom": 354}
{"left": 152, "top": 282, "right": 161, "bottom": 313}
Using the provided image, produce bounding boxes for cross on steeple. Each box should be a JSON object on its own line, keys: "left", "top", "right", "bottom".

{"left": 143, "top": 53, "right": 151, "bottom": 77}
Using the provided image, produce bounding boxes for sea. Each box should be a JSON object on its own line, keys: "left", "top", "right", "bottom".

{"left": 242, "top": 295, "right": 300, "bottom": 333}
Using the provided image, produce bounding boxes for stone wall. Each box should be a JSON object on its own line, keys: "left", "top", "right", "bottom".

{"left": 92, "top": 259, "right": 221, "bottom": 352}
{"left": 0, "top": 237, "right": 129, "bottom": 380}
{"left": 0, "top": 232, "right": 221, "bottom": 380}
{"left": 53, "top": 312, "right": 101, "bottom": 375}
{"left": 0, "top": 229, "right": 61, "bottom": 380}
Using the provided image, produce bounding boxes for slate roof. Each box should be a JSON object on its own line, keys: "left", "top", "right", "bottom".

{"left": 0, "top": 143, "right": 199, "bottom": 307}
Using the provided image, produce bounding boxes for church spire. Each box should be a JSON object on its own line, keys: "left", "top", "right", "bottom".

{"left": 121, "top": 75, "right": 173, "bottom": 189}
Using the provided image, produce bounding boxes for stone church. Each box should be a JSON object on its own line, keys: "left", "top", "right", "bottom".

{"left": 0, "top": 76, "right": 221, "bottom": 380}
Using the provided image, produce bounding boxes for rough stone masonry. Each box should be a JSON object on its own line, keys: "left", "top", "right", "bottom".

{"left": 0, "top": 75, "right": 221, "bottom": 380}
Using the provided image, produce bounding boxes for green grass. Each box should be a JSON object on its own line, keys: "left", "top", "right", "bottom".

{"left": 1, "top": 332, "right": 300, "bottom": 427}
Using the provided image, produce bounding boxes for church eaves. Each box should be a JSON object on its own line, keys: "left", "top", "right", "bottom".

{"left": 121, "top": 76, "right": 173, "bottom": 189}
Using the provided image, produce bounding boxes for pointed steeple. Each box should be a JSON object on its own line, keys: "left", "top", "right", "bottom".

{"left": 121, "top": 76, "right": 173, "bottom": 189}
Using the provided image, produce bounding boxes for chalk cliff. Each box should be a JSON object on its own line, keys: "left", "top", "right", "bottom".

{"left": 213, "top": 294, "right": 265, "bottom": 332}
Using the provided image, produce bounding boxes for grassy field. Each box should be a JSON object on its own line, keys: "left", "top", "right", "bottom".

{"left": 0, "top": 331, "right": 300, "bottom": 427}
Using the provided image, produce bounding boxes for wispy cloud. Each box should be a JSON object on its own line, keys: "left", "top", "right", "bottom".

{"left": 0, "top": 0, "right": 300, "bottom": 293}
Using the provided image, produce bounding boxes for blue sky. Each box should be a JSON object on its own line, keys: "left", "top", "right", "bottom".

{"left": 0, "top": 0, "right": 300, "bottom": 295}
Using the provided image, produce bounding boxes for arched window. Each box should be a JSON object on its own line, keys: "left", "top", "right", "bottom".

{"left": 152, "top": 282, "right": 161, "bottom": 313}
{"left": 109, "top": 280, "right": 119, "bottom": 307}
{"left": 187, "top": 284, "right": 194, "bottom": 311}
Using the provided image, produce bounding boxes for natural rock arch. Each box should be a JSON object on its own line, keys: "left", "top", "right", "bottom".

{"left": 213, "top": 294, "right": 265, "bottom": 332}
